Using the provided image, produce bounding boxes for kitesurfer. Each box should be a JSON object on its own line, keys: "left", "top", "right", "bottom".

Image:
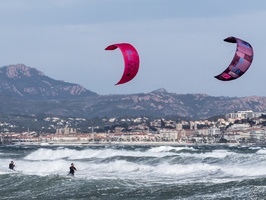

{"left": 69, "top": 163, "right": 77, "bottom": 176}
{"left": 9, "top": 161, "right": 15, "bottom": 170}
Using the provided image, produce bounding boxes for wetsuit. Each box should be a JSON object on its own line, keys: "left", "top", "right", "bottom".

{"left": 69, "top": 166, "right": 77, "bottom": 176}
{"left": 9, "top": 163, "right": 15, "bottom": 170}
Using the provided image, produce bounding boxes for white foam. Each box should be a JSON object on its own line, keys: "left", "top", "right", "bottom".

{"left": 148, "top": 146, "right": 194, "bottom": 153}
{"left": 179, "top": 149, "right": 235, "bottom": 159}
{"left": 256, "top": 148, "right": 266, "bottom": 154}
{"left": 24, "top": 147, "right": 176, "bottom": 161}
{"left": 1, "top": 146, "right": 266, "bottom": 185}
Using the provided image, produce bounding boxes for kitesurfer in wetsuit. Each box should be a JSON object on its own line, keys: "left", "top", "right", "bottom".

{"left": 69, "top": 163, "right": 77, "bottom": 176}
{"left": 9, "top": 161, "right": 15, "bottom": 170}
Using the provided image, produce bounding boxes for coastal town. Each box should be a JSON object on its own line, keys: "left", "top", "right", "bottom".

{"left": 1, "top": 110, "right": 266, "bottom": 146}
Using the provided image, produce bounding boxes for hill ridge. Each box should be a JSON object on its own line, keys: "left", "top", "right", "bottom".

{"left": 0, "top": 64, "right": 265, "bottom": 119}
{"left": 0, "top": 64, "right": 97, "bottom": 100}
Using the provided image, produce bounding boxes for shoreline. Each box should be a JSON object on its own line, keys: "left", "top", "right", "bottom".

{"left": 6, "top": 141, "right": 264, "bottom": 147}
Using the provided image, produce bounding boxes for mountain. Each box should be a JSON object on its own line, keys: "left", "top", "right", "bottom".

{"left": 0, "top": 64, "right": 97, "bottom": 100}
{"left": 1, "top": 64, "right": 266, "bottom": 120}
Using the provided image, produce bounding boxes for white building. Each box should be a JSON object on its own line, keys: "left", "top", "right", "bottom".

{"left": 159, "top": 129, "right": 178, "bottom": 141}
{"left": 56, "top": 127, "right": 77, "bottom": 134}
{"left": 226, "top": 110, "right": 265, "bottom": 119}
{"left": 208, "top": 127, "right": 220, "bottom": 136}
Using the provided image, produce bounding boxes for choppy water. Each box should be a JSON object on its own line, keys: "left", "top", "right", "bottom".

{"left": 1, "top": 144, "right": 266, "bottom": 199}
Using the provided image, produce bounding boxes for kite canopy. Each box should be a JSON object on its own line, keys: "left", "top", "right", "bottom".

{"left": 214, "top": 37, "right": 253, "bottom": 81}
{"left": 105, "top": 43, "right": 140, "bottom": 85}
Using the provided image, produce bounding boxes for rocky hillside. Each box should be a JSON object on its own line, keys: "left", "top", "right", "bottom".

{"left": 0, "top": 64, "right": 97, "bottom": 100}
{"left": 67, "top": 89, "right": 266, "bottom": 119}
{"left": 0, "top": 64, "right": 266, "bottom": 119}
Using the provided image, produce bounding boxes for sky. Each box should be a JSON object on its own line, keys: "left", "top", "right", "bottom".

{"left": 0, "top": 0, "right": 266, "bottom": 97}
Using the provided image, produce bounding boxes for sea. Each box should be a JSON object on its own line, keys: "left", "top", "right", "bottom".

{"left": 0, "top": 144, "right": 266, "bottom": 200}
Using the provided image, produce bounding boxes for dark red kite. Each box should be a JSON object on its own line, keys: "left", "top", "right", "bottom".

{"left": 105, "top": 43, "right": 140, "bottom": 85}
{"left": 215, "top": 37, "right": 253, "bottom": 81}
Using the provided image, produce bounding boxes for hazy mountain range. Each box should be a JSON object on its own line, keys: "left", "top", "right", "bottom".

{"left": 0, "top": 64, "right": 266, "bottom": 120}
